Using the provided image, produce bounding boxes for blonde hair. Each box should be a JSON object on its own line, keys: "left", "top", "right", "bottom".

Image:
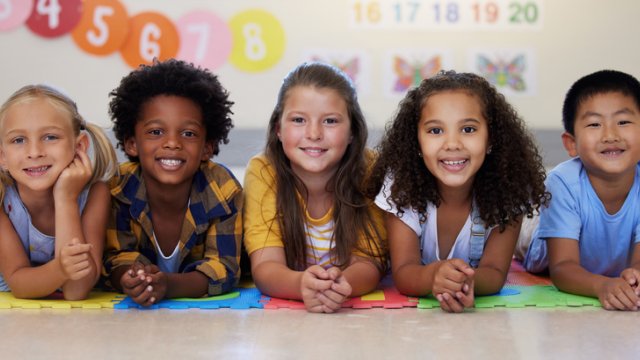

{"left": 0, "top": 84, "right": 117, "bottom": 201}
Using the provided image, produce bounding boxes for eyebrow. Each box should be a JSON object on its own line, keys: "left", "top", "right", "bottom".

{"left": 581, "top": 107, "right": 636, "bottom": 119}
{"left": 4, "top": 125, "right": 66, "bottom": 136}
{"left": 422, "top": 118, "right": 482, "bottom": 126}
{"left": 141, "top": 118, "right": 204, "bottom": 127}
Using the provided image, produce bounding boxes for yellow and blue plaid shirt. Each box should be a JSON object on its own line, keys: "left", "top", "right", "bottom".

{"left": 104, "top": 161, "right": 243, "bottom": 295}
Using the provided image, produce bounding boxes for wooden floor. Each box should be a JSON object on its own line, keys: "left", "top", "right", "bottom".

{"left": 0, "top": 306, "right": 636, "bottom": 359}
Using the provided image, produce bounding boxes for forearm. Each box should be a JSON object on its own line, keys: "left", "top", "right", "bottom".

{"left": 60, "top": 257, "right": 100, "bottom": 300}
{"left": 165, "top": 271, "right": 209, "bottom": 299}
{"left": 9, "top": 260, "right": 67, "bottom": 299}
{"left": 252, "top": 261, "right": 304, "bottom": 300}
{"left": 473, "top": 266, "right": 508, "bottom": 295}
{"left": 393, "top": 261, "right": 443, "bottom": 297}
{"left": 342, "top": 260, "right": 382, "bottom": 296}
{"left": 550, "top": 261, "right": 608, "bottom": 298}
{"left": 54, "top": 201, "right": 84, "bottom": 254}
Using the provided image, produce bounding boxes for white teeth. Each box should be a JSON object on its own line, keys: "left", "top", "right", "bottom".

{"left": 304, "top": 148, "right": 323, "bottom": 153}
{"left": 160, "top": 159, "right": 182, "bottom": 166}
{"left": 443, "top": 160, "right": 466, "bottom": 165}
{"left": 27, "top": 166, "right": 49, "bottom": 172}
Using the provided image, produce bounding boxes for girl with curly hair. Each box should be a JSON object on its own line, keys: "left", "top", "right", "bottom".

{"left": 366, "top": 70, "right": 548, "bottom": 312}
{"left": 243, "top": 62, "right": 387, "bottom": 313}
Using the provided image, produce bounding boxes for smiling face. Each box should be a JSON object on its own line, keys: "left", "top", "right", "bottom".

{"left": 276, "top": 86, "right": 352, "bottom": 183}
{"left": 417, "top": 90, "right": 489, "bottom": 193}
{"left": 0, "top": 98, "right": 80, "bottom": 195}
{"left": 124, "top": 95, "right": 213, "bottom": 190}
{"left": 563, "top": 91, "right": 640, "bottom": 183}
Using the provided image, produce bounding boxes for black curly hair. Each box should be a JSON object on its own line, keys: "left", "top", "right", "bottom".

{"left": 562, "top": 69, "right": 640, "bottom": 135}
{"left": 366, "top": 70, "right": 550, "bottom": 230}
{"left": 108, "top": 58, "right": 234, "bottom": 161}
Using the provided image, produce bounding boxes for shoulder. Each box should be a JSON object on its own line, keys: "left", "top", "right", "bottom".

{"left": 196, "top": 160, "right": 242, "bottom": 200}
{"left": 108, "top": 162, "right": 143, "bottom": 203}
{"left": 547, "top": 158, "right": 583, "bottom": 187}
{"left": 244, "top": 153, "right": 276, "bottom": 186}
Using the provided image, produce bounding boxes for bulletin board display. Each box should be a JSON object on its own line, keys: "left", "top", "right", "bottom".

{"left": 348, "top": 0, "right": 543, "bottom": 30}
{"left": 0, "top": 0, "right": 285, "bottom": 72}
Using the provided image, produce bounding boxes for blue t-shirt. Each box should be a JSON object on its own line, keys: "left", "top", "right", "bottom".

{"left": 523, "top": 158, "right": 640, "bottom": 276}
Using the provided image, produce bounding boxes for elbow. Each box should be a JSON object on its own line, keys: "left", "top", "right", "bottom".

{"left": 63, "top": 288, "right": 91, "bottom": 301}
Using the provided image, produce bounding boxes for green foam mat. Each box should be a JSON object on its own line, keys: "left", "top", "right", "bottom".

{"left": 417, "top": 285, "right": 602, "bottom": 309}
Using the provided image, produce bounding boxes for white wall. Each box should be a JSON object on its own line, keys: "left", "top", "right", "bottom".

{"left": 1, "top": 0, "right": 638, "bottom": 131}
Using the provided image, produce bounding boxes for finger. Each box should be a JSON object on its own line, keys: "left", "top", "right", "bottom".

{"left": 614, "top": 288, "right": 638, "bottom": 310}
{"left": 326, "top": 267, "right": 342, "bottom": 281}
{"left": 606, "top": 295, "right": 626, "bottom": 311}
{"left": 436, "top": 294, "right": 453, "bottom": 312}
{"left": 64, "top": 243, "right": 93, "bottom": 256}
{"left": 441, "top": 292, "right": 465, "bottom": 313}
{"left": 330, "top": 276, "right": 352, "bottom": 297}
{"left": 306, "top": 265, "right": 330, "bottom": 280}
{"left": 316, "top": 291, "right": 342, "bottom": 312}
{"left": 68, "top": 266, "right": 91, "bottom": 281}
{"left": 456, "top": 291, "right": 475, "bottom": 308}
{"left": 321, "top": 288, "right": 346, "bottom": 304}
{"left": 132, "top": 285, "right": 154, "bottom": 306}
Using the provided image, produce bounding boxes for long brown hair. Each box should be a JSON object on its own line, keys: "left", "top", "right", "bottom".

{"left": 265, "top": 62, "right": 386, "bottom": 271}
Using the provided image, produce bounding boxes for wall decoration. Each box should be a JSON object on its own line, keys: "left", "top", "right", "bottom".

{"left": 383, "top": 49, "right": 453, "bottom": 98}
{"left": 303, "top": 49, "right": 371, "bottom": 97}
{"left": 468, "top": 48, "right": 536, "bottom": 96}
{"left": 0, "top": 0, "right": 34, "bottom": 31}
{"left": 71, "top": 0, "right": 128, "bottom": 56}
{"left": 229, "top": 9, "right": 285, "bottom": 73}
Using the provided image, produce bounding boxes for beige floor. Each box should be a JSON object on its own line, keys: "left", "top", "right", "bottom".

{"left": 0, "top": 306, "right": 637, "bottom": 359}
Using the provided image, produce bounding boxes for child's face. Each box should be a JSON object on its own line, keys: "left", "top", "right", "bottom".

{"left": 562, "top": 92, "right": 640, "bottom": 181}
{"left": 277, "top": 86, "right": 352, "bottom": 182}
{"left": 0, "top": 98, "right": 79, "bottom": 193}
{"left": 124, "top": 95, "right": 213, "bottom": 188}
{"left": 417, "top": 90, "right": 489, "bottom": 192}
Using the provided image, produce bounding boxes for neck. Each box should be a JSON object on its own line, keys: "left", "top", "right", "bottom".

{"left": 438, "top": 182, "right": 473, "bottom": 207}
{"left": 587, "top": 168, "right": 636, "bottom": 214}
{"left": 15, "top": 184, "right": 55, "bottom": 214}
{"left": 142, "top": 176, "right": 192, "bottom": 214}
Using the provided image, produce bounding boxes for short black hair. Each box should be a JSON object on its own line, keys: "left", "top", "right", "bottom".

{"left": 562, "top": 70, "right": 640, "bottom": 135}
{"left": 108, "top": 58, "right": 234, "bottom": 161}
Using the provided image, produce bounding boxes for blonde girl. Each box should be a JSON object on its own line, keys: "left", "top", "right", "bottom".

{"left": 0, "top": 85, "right": 116, "bottom": 300}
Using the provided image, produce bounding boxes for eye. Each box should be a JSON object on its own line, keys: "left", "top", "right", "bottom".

{"left": 182, "top": 130, "right": 197, "bottom": 138}
{"left": 461, "top": 126, "right": 476, "bottom": 134}
{"left": 43, "top": 134, "right": 59, "bottom": 141}
{"left": 148, "top": 129, "right": 163, "bottom": 136}
{"left": 585, "top": 122, "right": 600, "bottom": 128}
{"left": 291, "top": 116, "right": 305, "bottom": 124}
{"left": 10, "top": 137, "right": 25, "bottom": 145}
{"left": 618, "top": 120, "right": 632, "bottom": 126}
{"left": 324, "top": 117, "right": 339, "bottom": 125}
{"left": 427, "top": 128, "right": 443, "bottom": 135}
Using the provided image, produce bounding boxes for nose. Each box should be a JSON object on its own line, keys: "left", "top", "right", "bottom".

{"left": 27, "top": 141, "right": 44, "bottom": 159}
{"left": 305, "top": 121, "right": 322, "bottom": 141}
{"left": 602, "top": 123, "right": 620, "bottom": 143}
{"left": 443, "top": 132, "right": 462, "bottom": 151}
{"left": 163, "top": 132, "right": 182, "bottom": 150}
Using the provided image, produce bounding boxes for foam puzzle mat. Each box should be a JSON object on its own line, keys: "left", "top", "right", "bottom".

{"left": 0, "top": 261, "right": 603, "bottom": 310}
{"left": 417, "top": 285, "right": 602, "bottom": 309}
{"left": 0, "top": 291, "right": 124, "bottom": 309}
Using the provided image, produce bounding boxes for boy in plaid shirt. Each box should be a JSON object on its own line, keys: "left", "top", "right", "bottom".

{"left": 104, "top": 59, "right": 242, "bottom": 306}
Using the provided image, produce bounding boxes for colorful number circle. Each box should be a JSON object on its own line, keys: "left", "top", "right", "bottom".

{"left": 71, "top": 0, "right": 128, "bottom": 56}
{"left": 120, "top": 11, "right": 179, "bottom": 69}
{"left": 176, "top": 10, "right": 232, "bottom": 71}
{"left": 25, "top": 0, "right": 82, "bottom": 38}
{"left": 229, "top": 9, "right": 285, "bottom": 72}
{"left": 0, "top": 0, "right": 34, "bottom": 31}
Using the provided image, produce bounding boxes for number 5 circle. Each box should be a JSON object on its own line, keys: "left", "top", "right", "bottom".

{"left": 229, "top": 9, "right": 285, "bottom": 72}
{"left": 71, "top": 0, "right": 128, "bottom": 56}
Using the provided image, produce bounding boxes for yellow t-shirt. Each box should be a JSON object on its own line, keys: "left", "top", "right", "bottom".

{"left": 242, "top": 153, "right": 386, "bottom": 268}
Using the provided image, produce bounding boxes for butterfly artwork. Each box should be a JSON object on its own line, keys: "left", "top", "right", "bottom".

{"left": 311, "top": 56, "right": 360, "bottom": 85}
{"left": 477, "top": 54, "right": 527, "bottom": 92}
{"left": 393, "top": 56, "right": 441, "bottom": 93}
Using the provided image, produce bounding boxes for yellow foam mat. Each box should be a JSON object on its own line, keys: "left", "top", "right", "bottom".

{"left": 0, "top": 291, "right": 124, "bottom": 309}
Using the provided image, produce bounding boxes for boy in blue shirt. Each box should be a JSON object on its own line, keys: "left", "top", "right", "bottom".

{"left": 524, "top": 70, "right": 640, "bottom": 311}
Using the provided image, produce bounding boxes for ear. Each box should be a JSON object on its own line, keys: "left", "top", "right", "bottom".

{"left": 201, "top": 141, "right": 214, "bottom": 161}
{"left": 561, "top": 132, "right": 578, "bottom": 158}
{"left": 124, "top": 137, "right": 138, "bottom": 158}
{"left": 75, "top": 132, "right": 89, "bottom": 153}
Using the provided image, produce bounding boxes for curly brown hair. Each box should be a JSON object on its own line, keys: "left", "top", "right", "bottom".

{"left": 366, "top": 70, "right": 549, "bottom": 230}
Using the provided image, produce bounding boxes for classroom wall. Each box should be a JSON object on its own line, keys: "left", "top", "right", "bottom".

{"left": 1, "top": 0, "right": 638, "bottom": 166}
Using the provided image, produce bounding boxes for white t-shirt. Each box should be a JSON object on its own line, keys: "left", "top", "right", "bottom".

{"left": 375, "top": 177, "right": 493, "bottom": 264}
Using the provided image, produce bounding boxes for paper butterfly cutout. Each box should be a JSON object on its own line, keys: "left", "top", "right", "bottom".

{"left": 477, "top": 54, "right": 526, "bottom": 92}
{"left": 393, "top": 56, "right": 441, "bottom": 92}
{"left": 311, "top": 56, "right": 360, "bottom": 84}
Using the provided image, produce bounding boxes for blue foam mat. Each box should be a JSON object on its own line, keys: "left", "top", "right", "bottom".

{"left": 114, "top": 287, "right": 267, "bottom": 310}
